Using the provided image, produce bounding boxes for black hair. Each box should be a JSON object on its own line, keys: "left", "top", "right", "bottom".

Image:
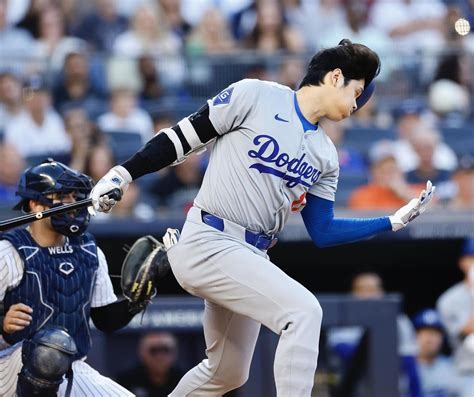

{"left": 299, "top": 39, "right": 380, "bottom": 89}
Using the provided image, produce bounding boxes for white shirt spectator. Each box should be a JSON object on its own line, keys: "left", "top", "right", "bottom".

{"left": 285, "top": 0, "right": 346, "bottom": 51}
{"left": 418, "top": 356, "right": 461, "bottom": 397}
{"left": 0, "top": 105, "right": 16, "bottom": 130}
{"left": 4, "top": 110, "right": 71, "bottom": 158}
{"left": 369, "top": 0, "right": 447, "bottom": 54}
{"left": 316, "top": 24, "right": 394, "bottom": 81}
{"left": 0, "top": 27, "right": 35, "bottom": 71}
{"left": 180, "top": 0, "right": 253, "bottom": 26}
{"left": 97, "top": 108, "right": 154, "bottom": 144}
{"left": 113, "top": 30, "right": 181, "bottom": 58}
{"left": 393, "top": 139, "right": 458, "bottom": 172}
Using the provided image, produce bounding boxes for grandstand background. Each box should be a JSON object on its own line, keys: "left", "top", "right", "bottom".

{"left": 0, "top": 0, "right": 473, "bottom": 396}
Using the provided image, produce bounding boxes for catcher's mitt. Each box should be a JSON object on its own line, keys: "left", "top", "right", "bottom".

{"left": 121, "top": 235, "right": 170, "bottom": 313}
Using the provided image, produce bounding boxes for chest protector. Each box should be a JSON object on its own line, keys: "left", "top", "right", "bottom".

{"left": 2, "top": 228, "right": 99, "bottom": 359}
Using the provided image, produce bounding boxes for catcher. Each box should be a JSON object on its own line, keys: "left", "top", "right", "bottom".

{"left": 0, "top": 159, "right": 179, "bottom": 397}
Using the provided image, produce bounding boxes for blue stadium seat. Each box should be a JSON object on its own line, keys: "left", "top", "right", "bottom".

{"left": 441, "top": 126, "right": 474, "bottom": 156}
{"left": 336, "top": 171, "right": 369, "bottom": 206}
{"left": 105, "top": 130, "right": 144, "bottom": 164}
{"left": 344, "top": 127, "right": 396, "bottom": 154}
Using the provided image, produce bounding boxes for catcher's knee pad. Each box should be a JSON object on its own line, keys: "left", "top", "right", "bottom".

{"left": 17, "top": 326, "right": 77, "bottom": 397}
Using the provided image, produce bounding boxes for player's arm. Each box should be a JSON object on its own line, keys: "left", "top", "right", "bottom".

{"left": 89, "top": 247, "right": 136, "bottom": 333}
{"left": 301, "top": 180, "right": 435, "bottom": 248}
{"left": 0, "top": 241, "right": 32, "bottom": 336}
{"left": 90, "top": 79, "right": 257, "bottom": 213}
{"left": 90, "top": 299, "right": 135, "bottom": 334}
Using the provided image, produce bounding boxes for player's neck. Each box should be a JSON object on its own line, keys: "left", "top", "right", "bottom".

{"left": 27, "top": 223, "right": 66, "bottom": 247}
{"left": 295, "top": 87, "right": 326, "bottom": 124}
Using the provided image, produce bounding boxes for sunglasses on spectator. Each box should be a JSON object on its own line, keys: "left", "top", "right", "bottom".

{"left": 147, "top": 345, "right": 175, "bottom": 355}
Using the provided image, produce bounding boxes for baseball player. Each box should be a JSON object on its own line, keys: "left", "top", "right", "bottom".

{"left": 90, "top": 40, "right": 435, "bottom": 396}
{"left": 0, "top": 159, "right": 178, "bottom": 396}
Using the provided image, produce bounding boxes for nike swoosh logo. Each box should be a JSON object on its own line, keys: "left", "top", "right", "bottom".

{"left": 274, "top": 114, "right": 289, "bottom": 123}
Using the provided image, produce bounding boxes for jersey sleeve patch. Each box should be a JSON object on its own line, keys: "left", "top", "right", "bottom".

{"left": 213, "top": 87, "right": 234, "bottom": 106}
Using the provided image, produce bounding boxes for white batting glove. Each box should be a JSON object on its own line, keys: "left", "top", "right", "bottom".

{"left": 89, "top": 166, "right": 132, "bottom": 214}
{"left": 163, "top": 228, "right": 180, "bottom": 250}
{"left": 389, "top": 180, "right": 436, "bottom": 231}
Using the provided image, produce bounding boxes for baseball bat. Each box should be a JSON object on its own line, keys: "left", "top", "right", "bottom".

{"left": 0, "top": 189, "right": 121, "bottom": 232}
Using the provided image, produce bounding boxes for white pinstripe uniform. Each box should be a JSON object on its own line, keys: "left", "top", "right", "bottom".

{"left": 0, "top": 240, "right": 134, "bottom": 397}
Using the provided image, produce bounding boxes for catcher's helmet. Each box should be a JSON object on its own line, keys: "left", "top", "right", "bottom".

{"left": 14, "top": 159, "right": 94, "bottom": 236}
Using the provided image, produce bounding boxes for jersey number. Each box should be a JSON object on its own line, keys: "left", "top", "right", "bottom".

{"left": 291, "top": 193, "right": 307, "bottom": 212}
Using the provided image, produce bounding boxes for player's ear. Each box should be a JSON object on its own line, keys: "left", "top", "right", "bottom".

{"left": 331, "top": 69, "right": 344, "bottom": 88}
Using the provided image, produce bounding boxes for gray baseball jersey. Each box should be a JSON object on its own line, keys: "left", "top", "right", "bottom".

{"left": 194, "top": 79, "right": 339, "bottom": 235}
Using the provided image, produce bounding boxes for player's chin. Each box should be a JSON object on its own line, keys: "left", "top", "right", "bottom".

{"left": 327, "top": 113, "right": 348, "bottom": 122}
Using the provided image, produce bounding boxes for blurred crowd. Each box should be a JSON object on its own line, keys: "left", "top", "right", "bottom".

{"left": 326, "top": 238, "right": 474, "bottom": 397}
{"left": 0, "top": 0, "right": 473, "bottom": 217}
{"left": 108, "top": 239, "right": 474, "bottom": 397}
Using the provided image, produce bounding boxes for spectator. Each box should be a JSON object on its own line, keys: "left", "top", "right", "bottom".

{"left": 152, "top": 111, "right": 175, "bottom": 133}
{"left": 348, "top": 140, "right": 417, "bottom": 210}
{"left": 281, "top": 0, "right": 346, "bottom": 51}
{"left": 138, "top": 54, "right": 164, "bottom": 102}
{"left": 448, "top": 154, "right": 474, "bottom": 211}
{"left": 428, "top": 54, "right": 471, "bottom": 126}
{"left": 113, "top": 3, "right": 181, "bottom": 58}
{"left": 328, "top": 272, "right": 421, "bottom": 397}
{"left": 0, "top": 143, "right": 25, "bottom": 208}
{"left": 33, "top": 6, "right": 88, "bottom": 73}
{"left": 437, "top": 238, "right": 474, "bottom": 397}
{"left": 392, "top": 100, "right": 458, "bottom": 172}
{"left": 243, "top": 0, "right": 305, "bottom": 54}
{"left": 52, "top": 51, "right": 107, "bottom": 119}
{"left": 97, "top": 88, "right": 154, "bottom": 144}
{"left": 16, "top": 0, "right": 53, "bottom": 38}
{"left": 321, "top": 118, "right": 367, "bottom": 173}
{"left": 181, "top": 0, "right": 251, "bottom": 28}
{"left": 405, "top": 128, "right": 452, "bottom": 185}
{"left": 412, "top": 309, "right": 461, "bottom": 397}
{"left": 72, "top": 0, "right": 128, "bottom": 52}
{"left": 63, "top": 107, "right": 103, "bottom": 172}
{"left": 0, "top": 0, "right": 35, "bottom": 71}
{"left": 112, "top": 3, "right": 184, "bottom": 89}
{"left": 146, "top": 153, "right": 206, "bottom": 211}
{"left": 317, "top": 0, "right": 394, "bottom": 80}
{"left": 111, "top": 182, "right": 155, "bottom": 220}
{"left": 276, "top": 56, "right": 305, "bottom": 90}
{"left": 369, "top": 0, "right": 447, "bottom": 54}
{"left": 0, "top": 71, "right": 23, "bottom": 129}
{"left": 85, "top": 142, "right": 115, "bottom": 183}
{"left": 117, "top": 331, "right": 185, "bottom": 397}
{"left": 4, "top": 75, "right": 71, "bottom": 158}
{"left": 158, "top": 0, "right": 191, "bottom": 42}
{"left": 186, "top": 8, "right": 236, "bottom": 56}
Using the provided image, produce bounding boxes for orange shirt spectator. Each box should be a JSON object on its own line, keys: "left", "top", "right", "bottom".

{"left": 349, "top": 140, "right": 419, "bottom": 210}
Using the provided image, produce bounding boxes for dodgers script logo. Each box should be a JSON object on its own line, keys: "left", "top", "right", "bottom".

{"left": 248, "top": 135, "right": 321, "bottom": 188}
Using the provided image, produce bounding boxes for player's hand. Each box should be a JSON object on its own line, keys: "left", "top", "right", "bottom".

{"left": 163, "top": 228, "right": 180, "bottom": 250}
{"left": 3, "top": 303, "right": 33, "bottom": 334}
{"left": 88, "top": 166, "right": 132, "bottom": 214}
{"left": 389, "top": 181, "right": 435, "bottom": 231}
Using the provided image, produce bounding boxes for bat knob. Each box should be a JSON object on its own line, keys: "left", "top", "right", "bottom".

{"left": 106, "top": 188, "right": 122, "bottom": 202}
